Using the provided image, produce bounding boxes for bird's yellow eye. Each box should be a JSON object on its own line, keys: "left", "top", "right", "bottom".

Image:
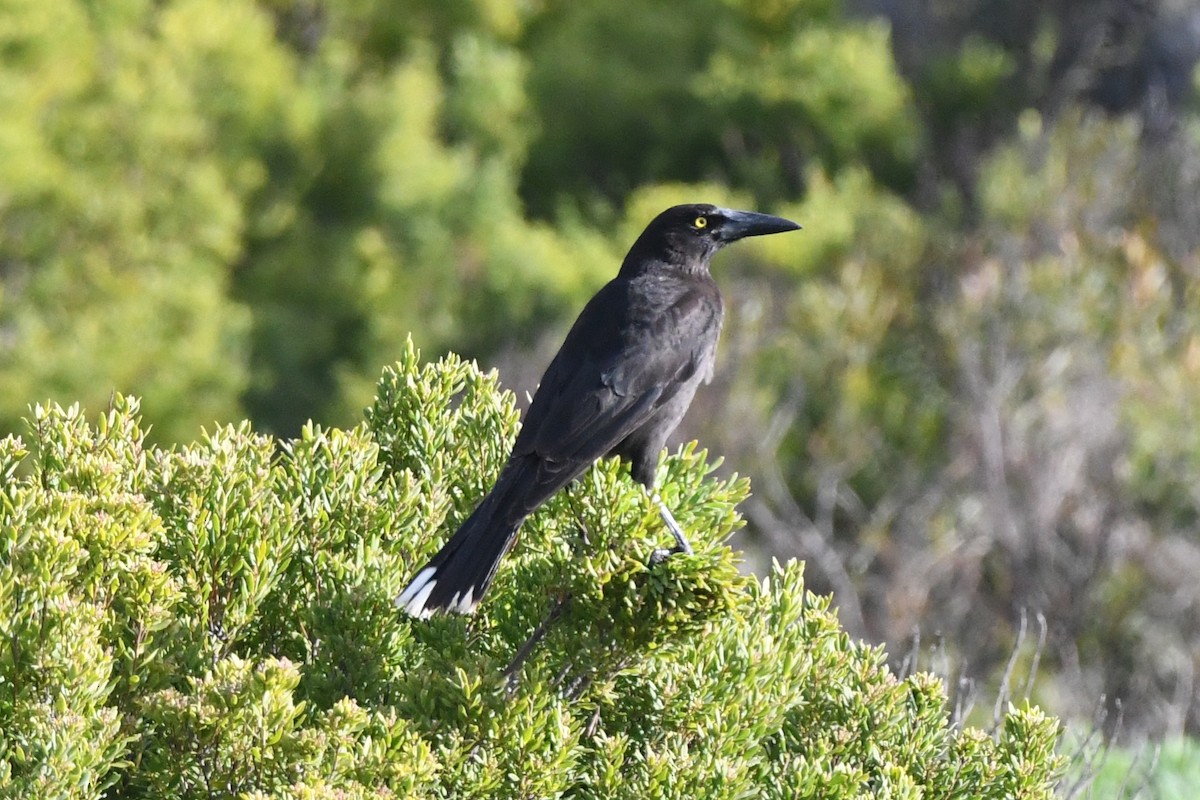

{"left": 693, "top": 215, "right": 708, "bottom": 229}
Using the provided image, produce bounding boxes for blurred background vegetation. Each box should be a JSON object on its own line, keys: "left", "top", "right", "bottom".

{"left": 3, "top": 0, "right": 1200, "bottom": 770}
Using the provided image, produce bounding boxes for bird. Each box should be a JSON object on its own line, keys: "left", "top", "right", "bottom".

{"left": 397, "top": 203, "right": 800, "bottom": 618}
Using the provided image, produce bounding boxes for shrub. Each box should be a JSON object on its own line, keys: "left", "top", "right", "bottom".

{"left": 0, "top": 343, "right": 1063, "bottom": 798}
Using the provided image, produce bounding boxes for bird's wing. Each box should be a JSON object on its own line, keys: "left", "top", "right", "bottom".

{"left": 516, "top": 284, "right": 718, "bottom": 467}
{"left": 599, "top": 288, "right": 717, "bottom": 398}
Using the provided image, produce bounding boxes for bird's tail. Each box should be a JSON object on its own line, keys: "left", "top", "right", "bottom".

{"left": 396, "top": 502, "right": 520, "bottom": 617}
{"left": 396, "top": 462, "right": 534, "bottom": 618}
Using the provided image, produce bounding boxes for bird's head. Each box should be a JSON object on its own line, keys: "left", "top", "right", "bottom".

{"left": 622, "top": 203, "right": 801, "bottom": 275}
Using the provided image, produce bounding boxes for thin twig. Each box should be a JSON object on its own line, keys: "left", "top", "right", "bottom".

{"left": 992, "top": 609, "right": 1028, "bottom": 730}
{"left": 585, "top": 704, "right": 603, "bottom": 738}
{"left": 1018, "top": 611, "right": 1047, "bottom": 702}
{"left": 504, "top": 593, "right": 571, "bottom": 694}
{"left": 747, "top": 385, "right": 868, "bottom": 636}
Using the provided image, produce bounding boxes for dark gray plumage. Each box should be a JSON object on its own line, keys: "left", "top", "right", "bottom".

{"left": 397, "top": 203, "right": 800, "bottom": 617}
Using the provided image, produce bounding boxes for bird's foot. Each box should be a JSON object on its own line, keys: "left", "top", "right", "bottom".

{"left": 647, "top": 543, "right": 692, "bottom": 566}
{"left": 652, "top": 493, "right": 694, "bottom": 555}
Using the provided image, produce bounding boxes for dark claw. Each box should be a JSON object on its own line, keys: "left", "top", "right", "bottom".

{"left": 648, "top": 547, "right": 673, "bottom": 566}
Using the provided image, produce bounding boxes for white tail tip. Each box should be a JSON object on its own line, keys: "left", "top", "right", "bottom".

{"left": 396, "top": 567, "right": 482, "bottom": 618}
{"left": 448, "top": 588, "right": 478, "bottom": 615}
{"left": 396, "top": 566, "right": 438, "bottom": 619}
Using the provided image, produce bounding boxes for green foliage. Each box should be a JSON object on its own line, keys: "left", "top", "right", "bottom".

{"left": 1129, "top": 738, "right": 1200, "bottom": 799}
{"left": 134, "top": 658, "right": 436, "bottom": 799}
{"left": 4, "top": 0, "right": 1196, "bottom": 767}
{"left": 910, "top": 115, "right": 1200, "bottom": 727}
{"left": 718, "top": 163, "right": 943, "bottom": 517}
{"left": 0, "top": 0, "right": 252, "bottom": 444}
{"left": 521, "top": 0, "right": 919, "bottom": 209}
{"left": 922, "top": 35, "right": 1018, "bottom": 122}
{"left": 0, "top": 0, "right": 623, "bottom": 440}
{"left": 0, "top": 346, "right": 1064, "bottom": 797}
{"left": 1066, "top": 736, "right": 1200, "bottom": 800}
{"left": 0, "top": 0, "right": 928, "bottom": 449}
{"left": 150, "top": 421, "right": 301, "bottom": 663}
{"left": 706, "top": 15, "right": 920, "bottom": 184}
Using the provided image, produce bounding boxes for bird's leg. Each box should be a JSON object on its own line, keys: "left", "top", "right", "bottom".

{"left": 649, "top": 489, "right": 694, "bottom": 555}
{"left": 563, "top": 483, "right": 591, "bottom": 549}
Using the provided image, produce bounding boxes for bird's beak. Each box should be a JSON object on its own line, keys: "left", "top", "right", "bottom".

{"left": 718, "top": 209, "right": 802, "bottom": 242}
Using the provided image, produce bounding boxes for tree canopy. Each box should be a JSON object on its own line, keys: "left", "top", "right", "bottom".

{"left": 4, "top": 0, "right": 1200, "bottom": 750}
